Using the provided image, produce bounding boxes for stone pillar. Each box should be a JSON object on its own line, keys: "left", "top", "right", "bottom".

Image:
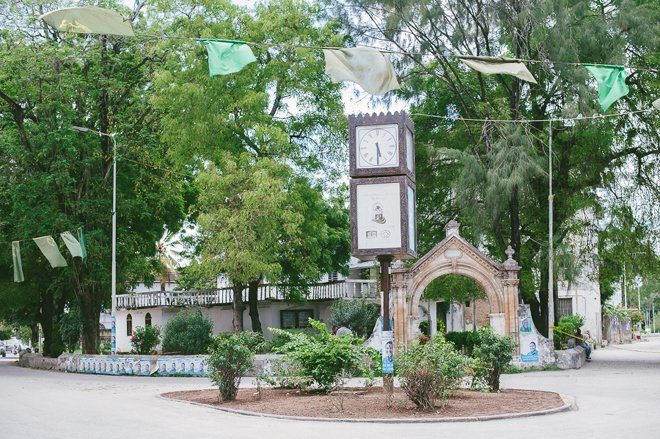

{"left": 391, "top": 268, "right": 409, "bottom": 353}
{"left": 429, "top": 301, "right": 437, "bottom": 337}
{"left": 502, "top": 245, "right": 521, "bottom": 347}
{"left": 489, "top": 313, "right": 506, "bottom": 335}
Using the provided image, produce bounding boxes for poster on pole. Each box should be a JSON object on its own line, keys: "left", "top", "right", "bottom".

{"left": 381, "top": 330, "right": 394, "bottom": 374}
{"left": 519, "top": 315, "right": 540, "bottom": 363}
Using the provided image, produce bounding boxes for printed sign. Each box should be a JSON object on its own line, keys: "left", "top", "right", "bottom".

{"left": 519, "top": 315, "right": 540, "bottom": 363}
{"left": 157, "top": 357, "right": 207, "bottom": 376}
{"left": 381, "top": 331, "right": 394, "bottom": 374}
{"left": 356, "top": 183, "right": 402, "bottom": 250}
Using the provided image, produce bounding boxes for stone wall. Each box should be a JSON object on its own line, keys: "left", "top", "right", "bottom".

{"left": 19, "top": 352, "right": 283, "bottom": 377}
{"left": 18, "top": 352, "right": 60, "bottom": 371}
{"left": 603, "top": 315, "right": 632, "bottom": 344}
{"left": 555, "top": 346, "right": 587, "bottom": 369}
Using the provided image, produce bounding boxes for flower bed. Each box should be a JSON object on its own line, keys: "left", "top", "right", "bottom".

{"left": 163, "top": 387, "right": 567, "bottom": 421}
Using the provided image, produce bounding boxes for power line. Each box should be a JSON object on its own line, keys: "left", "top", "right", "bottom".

{"left": 410, "top": 109, "right": 655, "bottom": 124}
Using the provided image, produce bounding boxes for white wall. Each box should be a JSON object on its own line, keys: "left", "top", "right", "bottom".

{"left": 115, "top": 301, "right": 335, "bottom": 353}
{"left": 558, "top": 278, "right": 602, "bottom": 342}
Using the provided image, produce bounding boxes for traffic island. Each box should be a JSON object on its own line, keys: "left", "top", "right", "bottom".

{"left": 162, "top": 387, "right": 573, "bottom": 422}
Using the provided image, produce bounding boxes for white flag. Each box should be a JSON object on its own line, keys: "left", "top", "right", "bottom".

{"left": 457, "top": 55, "right": 537, "bottom": 84}
{"left": 323, "top": 47, "right": 400, "bottom": 95}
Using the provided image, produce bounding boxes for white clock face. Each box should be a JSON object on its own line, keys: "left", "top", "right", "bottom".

{"left": 356, "top": 124, "right": 399, "bottom": 168}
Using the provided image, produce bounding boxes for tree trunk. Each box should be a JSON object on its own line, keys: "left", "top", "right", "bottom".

{"left": 39, "top": 290, "right": 64, "bottom": 357}
{"left": 79, "top": 288, "right": 100, "bottom": 354}
{"left": 232, "top": 284, "right": 245, "bottom": 333}
{"left": 30, "top": 324, "right": 39, "bottom": 348}
{"left": 248, "top": 280, "right": 262, "bottom": 333}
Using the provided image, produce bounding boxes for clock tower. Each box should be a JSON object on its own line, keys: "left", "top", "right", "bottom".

{"left": 349, "top": 111, "right": 415, "bottom": 180}
{"left": 348, "top": 112, "right": 417, "bottom": 260}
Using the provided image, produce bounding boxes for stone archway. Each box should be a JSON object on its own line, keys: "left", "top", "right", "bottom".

{"left": 390, "top": 220, "right": 521, "bottom": 350}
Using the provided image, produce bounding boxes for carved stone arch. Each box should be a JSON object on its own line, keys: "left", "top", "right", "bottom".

{"left": 391, "top": 221, "right": 521, "bottom": 350}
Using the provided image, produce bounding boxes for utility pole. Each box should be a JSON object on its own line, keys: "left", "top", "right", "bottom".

{"left": 548, "top": 120, "right": 555, "bottom": 341}
{"left": 623, "top": 262, "right": 627, "bottom": 309}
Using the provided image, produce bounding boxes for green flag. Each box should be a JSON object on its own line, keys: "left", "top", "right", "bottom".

{"left": 197, "top": 39, "right": 257, "bottom": 77}
{"left": 12, "top": 241, "right": 24, "bottom": 283}
{"left": 33, "top": 236, "right": 68, "bottom": 268}
{"left": 61, "top": 231, "right": 83, "bottom": 259}
{"left": 583, "top": 65, "right": 629, "bottom": 111}
{"left": 77, "top": 227, "right": 88, "bottom": 261}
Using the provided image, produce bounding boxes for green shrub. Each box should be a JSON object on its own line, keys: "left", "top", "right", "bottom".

{"left": 206, "top": 332, "right": 259, "bottom": 401}
{"left": 472, "top": 328, "right": 515, "bottom": 391}
{"left": 161, "top": 310, "right": 214, "bottom": 355}
{"left": 444, "top": 331, "right": 482, "bottom": 355}
{"left": 267, "top": 327, "right": 319, "bottom": 352}
{"left": 397, "top": 335, "right": 471, "bottom": 410}
{"left": 130, "top": 325, "right": 161, "bottom": 354}
{"left": 554, "top": 314, "right": 585, "bottom": 348}
{"left": 329, "top": 298, "right": 380, "bottom": 337}
{"left": 271, "top": 319, "right": 377, "bottom": 392}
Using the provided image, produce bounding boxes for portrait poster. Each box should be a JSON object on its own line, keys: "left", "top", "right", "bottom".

{"left": 381, "top": 331, "right": 394, "bottom": 374}
{"left": 519, "top": 314, "right": 540, "bottom": 363}
{"left": 356, "top": 183, "right": 401, "bottom": 250}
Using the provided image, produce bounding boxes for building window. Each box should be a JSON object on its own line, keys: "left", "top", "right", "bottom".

{"left": 126, "top": 314, "right": 133, "bottom": 336}
{"left": 328, "top": 272, "right": 340, "bottom": 282}
{"left": 558, "top": 298, "right": 573, "bottom": 318}
{"left": 280, "top": 310, "right": 314, "bottom": 329}
{"left": 145, "top": 313, "right": 152, "bottom": 328}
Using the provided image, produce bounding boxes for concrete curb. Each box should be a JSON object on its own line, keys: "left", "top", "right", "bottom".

{"left": 158, "top": 390, "right": 576, "bottom": 423}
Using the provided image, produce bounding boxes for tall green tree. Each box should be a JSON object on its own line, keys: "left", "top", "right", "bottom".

{"left": 0, "top": 1, "right": 187, "bottom": 354}
{"left": 331, "top": 0, "right": 659, "bottom": 335}
{"left": 194, "top": 154, "right": 349, "bottom": 333}
{"left": 152, "top": 0, "right": 347, "bottom": 174}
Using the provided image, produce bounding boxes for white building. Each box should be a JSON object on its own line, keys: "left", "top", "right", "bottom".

{"left": 113, "top": 263, "right": 378, "bottom": 353}
{"left": 556, "top": 209, "right": 603, "bottom": 342}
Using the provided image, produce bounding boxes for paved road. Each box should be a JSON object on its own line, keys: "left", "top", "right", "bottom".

{"left": 1, "top": 338, "right": 659, "bottom": 439}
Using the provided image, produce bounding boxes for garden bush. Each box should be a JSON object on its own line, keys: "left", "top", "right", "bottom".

{"left": 130, "top": 325, "right": 161, "bottom": 354}
{"left": 397, "top": 335, "right": 471, "bottom": 410}
{"left": 271, "top": 319, "right": 378, "bottom": 392}
{"left": 329, "top": 298, "right": 380, "bottom": 337}
{"left": 161, "top": 309, "right": 214, "bottom": 355}
{"left": 553, "top": 314, "right": 585, "bottom": 348}
{"left": 444, "top": 331, "right": 482, "bottom": 355}
{"left": 267, "top": 327, "right": 318, "bottom": 352}
{"left": 206, "top": 332, "right": 260, "bottom": 401}
{"left": 472, "top": 328, "right": 515, "bottom": 391}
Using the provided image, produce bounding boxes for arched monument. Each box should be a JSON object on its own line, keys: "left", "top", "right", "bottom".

{"left": 390, "top": 220, "right": 521, "bottom": 349}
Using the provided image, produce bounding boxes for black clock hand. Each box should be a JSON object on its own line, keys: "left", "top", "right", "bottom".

{"left": 375, "top": 142, "right": 381, "bottom": 164}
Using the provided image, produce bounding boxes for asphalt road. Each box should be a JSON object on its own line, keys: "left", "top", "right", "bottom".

{"left": 1, "top": 338, "right": 659, "bottom": 439}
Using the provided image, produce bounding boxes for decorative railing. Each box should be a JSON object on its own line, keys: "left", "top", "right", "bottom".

{"left": 115, "top": 279, "right": 379, "bottom": 310}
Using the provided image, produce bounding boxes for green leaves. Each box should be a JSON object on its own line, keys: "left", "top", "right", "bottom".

{"left": 270, "top": 319, "right": 377, "bottom": 391}
{"left": 207, "top": 331, "right": 258, "bottom": 401}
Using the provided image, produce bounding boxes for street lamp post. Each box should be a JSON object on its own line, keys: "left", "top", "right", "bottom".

{"left": 72, "top": 126, "right": 118, "bottom": 355}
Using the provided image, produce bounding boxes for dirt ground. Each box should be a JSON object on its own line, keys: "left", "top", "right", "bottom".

{"left": 163, "top": 387, "right": 564, "bottom": 419}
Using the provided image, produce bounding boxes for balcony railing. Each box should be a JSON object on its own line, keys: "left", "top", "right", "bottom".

{"left": 115, "top": 279, "right": 379, "bottom": 310}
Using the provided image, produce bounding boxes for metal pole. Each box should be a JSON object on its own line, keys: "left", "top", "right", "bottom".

{"left": 653, "top": 302, "right": 656, "bottom": 333}
{"left": 377, "top": 255, "right": 393, "bottom": 394}
{"left": 548, "top": 120, "right": 555, "bottom": 342}
{"left": 111, "top": 134, "right": 117, "bottom": 355}
{"left": 623, "top": 262, "right": 627, "bottom": 309}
